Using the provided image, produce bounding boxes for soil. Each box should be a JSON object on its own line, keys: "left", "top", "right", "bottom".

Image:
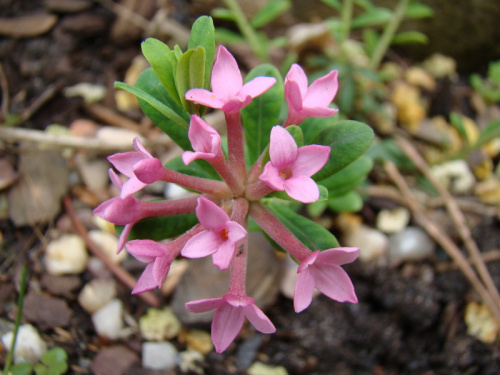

{"left": 1, "top": 1, "right": 500, "bottom": 375}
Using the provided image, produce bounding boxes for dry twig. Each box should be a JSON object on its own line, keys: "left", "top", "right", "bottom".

{"left": 0, "top": 63, "right": 9, "bottom": 121}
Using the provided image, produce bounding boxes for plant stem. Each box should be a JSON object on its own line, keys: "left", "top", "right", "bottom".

{"left": 340, "top": 0, "right": 354, "bottom": 44}
{"left": 224, "top": 111, "right": 247, "bottom": 182}
{"left": 369, "top": 0, "right": 409, "bottom": 70}
{"left": 228, "top": 198, "right": 249, "bottom": 295}
{"left": 223, "top": 0, "right": 268, "bottom": 62}
{"left": 3, "top": 265, "right": 28, "bottom": 374}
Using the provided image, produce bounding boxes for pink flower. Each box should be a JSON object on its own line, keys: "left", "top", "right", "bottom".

{"left": 126, "top": 240, "right": 176, "bottom": 294}
{"left": 284, "top": 64, "right": 339, "bottom": 126}
{"left": 182, "top": 115, "right": 223, "bottom": 165}
{"left": 259, "top": 126, "right": 330, "bottom": 203}
{"left": 294, "top": 247, "right": 360, "bottom": 313}
{"left": 185, "top": 45, "right": 276, "bottom": 113}
{"left": 108, "top": 137, "right": 161, "bottom": 198}
{"left": 181, "top": 196, "right": 246, "bottom": 270}
{"left": 186, "top": 293, "right": 275, "bottom": 353}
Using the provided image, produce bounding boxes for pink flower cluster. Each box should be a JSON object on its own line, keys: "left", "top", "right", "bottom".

{"left": 94, "top": 45, "right": 359, "bottom": 353}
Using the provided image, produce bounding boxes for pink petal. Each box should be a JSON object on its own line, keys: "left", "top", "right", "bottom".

{"left": 259, "top": 162, "right": 285, "bottom": 191}
{"left": 185, "top": 297, "right": 224, "bottom": 313}
{"left": 298, "top": 106, "right": 338, "bottom": 120}
{"left": 284, "top": 79, "right": 304, "bottom": 119}
{"left": 185, "top": 88, "right": 224, "bottom": 108}
{"left": 108, "top": 152, "right": 147, "bottom": 178}
{"left": 269, "top": 126, "right": 297, "bottom": 168}
{"left": 93, "top": 196, "right": 142, "bottom": 225}
{"left": 126, "top": 239, "right": 165, "bottom": 263}
{"left": 316, "top": 247, "right": 360, "bottom": 266}
{"left": 243, "top": 304, "right": 276, "bottom": 334}
{"left": 120, "top": 176, "right": 147, "bottom": 198}
{"left": 294, "top": 268, "right": 315, "bottom": 312}
{"left": 181, "top": 230, "right": 221, "bottom": 258}
{"left": 133, "top": 158, "right": 165, "bottom": 184}
{"left": 152, "top": 254, "right": 172, "bottom": 287}
{"left": 221, "top": 96, "right": 252, "bottom": 113}
{"left": 311, "top": 263, "right": 358, "bottom": 303}
{"left": 212, "top": 302, "right": 245, "bottom": 353}
{"left": 132, "top": 263, "right": 157, "bottom": 294}
{"left": 196, "top": 196, "right": 230, "bottom": 230}
{"left": 188, "top": 115, "right": 222, "bottom": 155}
{"left": 211, "top": 240, "right": 236, "bottom": 270}
{"left": 285, "top": 64, "right": 308, "bottom": 98}
{"left": 303, "top": 70, "right": 338, "bottom": 108}
{"left": 211, "top": 46, "right": 243, "bottom": 101}
{"left": 284, "top": 176, "right": 320, "bottom": 203}
{"left": 117, "top": 223, "right": 134, "bottom": 254}
{"left": 238, "top": 77, "right": 276, "bottom": 99}
{"left": 133, "top": 137, "right": 153, "bottom": 158}
{"left": 226, "top": 221, "right": 247, "bottom": 243}
{"left": 293, "top": 145, "right": 331, "bottom": 177}
{"left": 109, "top": 169, "right": 123, "bottom": 189}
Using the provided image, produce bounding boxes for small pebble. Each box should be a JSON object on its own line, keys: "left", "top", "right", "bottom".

{"left": 179, "top": 350, "right": 204, "bottom": 374}
{"left": 75, "top": 156, "right": 110, "bottom": 191}
{"left": 64, "top": 82, "right": 106, "bottom": 104}
{"left": 45, "top": 234, "right": 88, "bottom": 275}
{"left": 430, "top": 159, "right": 475, "bottom": 194}
{"left": 142, "top": 341, "right": 178, "bottom": 370}
{"left": 91, "top": 299, "right": 124, "bottom": 339}
{"left": 465, "top": 301, "right": 499, "bottom": 344}
{"left": 388, "top": 226, "right": 435, "bottom": 264}
{"left": 344, "top": 225, "right": 388, "bottom": 263}
{"left": 1, "top": 324, "right": 47, "bottom": 364}
{"left": 96, "top": 127, "right": 144, "bottom": 148}
{"left": 139, "top": 307, "right": 182, "bottom": 341}
{"left": 376, "top": 207, "right": 410, "bottom": 234}
{"left": 183, "top": 329, "right": 213, "bottom": 355}
{"left": 78, "top": 279, "right": 117, "bottom": 314}
{"left": 88, "top": 230, "right": 127, "bottom": 263}
{"left": 247, "top": 362, "right": 288, "bottom": 375}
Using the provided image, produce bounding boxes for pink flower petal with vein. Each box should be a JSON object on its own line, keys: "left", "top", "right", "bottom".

{"left": 316, "top": 247, "right": 361, "bottom": 266}
{"left": 259, "top": 162, "right": 285, "bottom": 191}
{"left": 303, "top": 70, "right": 338, "bottom": 108}
{"left": 293, "top": 145, "right": 331, "bottom": 176}
{"left": 238, "top": 77, "right": 277, "bottom": 100}
{"left": 196, "top": 196, "right": 229, "bottom": 230}
{"left": 185, "top": 297, "right": 224, "bottom": 313}
{"left": 126, "top": 239, "right": 165, "bottom": 263}
{"left": 132, "top": 263, "right": 157, "bottom": 294}
{"left": 181, "top": 230, "right": 221, "bottom": 258}
{"left": 312, "top": 263, "right": 358, "bottom": 303}
{"left": 211, "top": 240, "right": 237, "bottom": 270}
{"left": 185, "top": 88, "right": 224, "bottom": 108}
{"left": 269, "top": 125, "right": 297, "bottom": 167}
{"left": 211, "top": 45, "right": 242, "bottom": 100}
{"left": 294, "top": 268, "right": 315, "bottom": 312}
{"left": 212, "top": 302, "right": 246, "bottom": 353}
{"left": 284, "top": 176, "right": 319, "bottom": 203}
{"left": 243, "top": 304, "right": 276, "bottom": 333}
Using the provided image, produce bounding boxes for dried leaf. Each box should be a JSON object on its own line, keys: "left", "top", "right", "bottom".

{"left": 0, "top": 13, "right": 58, "bottom": 38}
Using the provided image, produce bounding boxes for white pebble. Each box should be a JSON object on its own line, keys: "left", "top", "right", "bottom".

{"left": 388, "top": 226, "right": 435, "bottom": 264}
{"left": 45, "top": 234, "right": 88, "bottom": 275}
{"left": 179, "top": 350, "right": 204, "bottom": 374}
{"left": 142, "top": 341, "right": 178, "bottom": 370}
{"left": 88, "top": 230, "right": 127, "bottom": 264}
{"left": 344, "top": 225, "right": 388, "bottom": 263}
{"left": 91, "top": 299, "right": 124, "bottom": 339}
{"left": 376, "top": 207, "right": 410, "bottom": 234}
{"left": 165, "top": 183, "right": 191, "bottom": 199}
{"left": 1, "top": 324, "right": 47, "bottom": 365}
{"left": 430, "top": 159, "right": 475, "bottom": 194}
{"left": 64, "top": 83, "right": 106, "bottom": 104}
{"left": 78, "top": 279, "right": 117, "bottom": 314}
{"left": 139, "top": 307, "right": 181, "bottom": 341}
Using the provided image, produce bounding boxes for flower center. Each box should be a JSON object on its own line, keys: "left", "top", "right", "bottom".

{"left": 219, "top": 228, "right": 229, "bottom": 241}
{"left": 279, "top": 166, "right": 293, "bottom": 180}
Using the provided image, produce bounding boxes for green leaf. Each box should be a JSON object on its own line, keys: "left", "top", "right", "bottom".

{"left": 449, "top": 111, "right": 468, "bottom": 142}
{"left": 250, "top": 0, "right": 291, "bottom": 29}
{"left": 211, "top": 7, "right": 236, "bottom": 21}
{"left": 391, "top": 31, "right": 428, "bottom": 45}
{"left": 175, "top": 46, "right": 206, "bottom": 113}
{"left": 265, "top": 201, "right": 339, "bottom": 251}
{"left": 286, "top": 125, "right": 304, "bottom": 147}
{"left": 188, "top": 16, "right": 215, "bottom": 89}
{"left": 301, "top": 116, "right": 340, "bottom": 145}
{"left": 352, "top": 8, "right": 392, "bottom": 28}
{"left": 311, "top": 120, "right": 374, "bottom": 180}
{"left": 11, "top": 363, "right": 33, "bottom": 375}
{"left": 123, "top": 213, "right": 199, "bottom": 242}
{"left": 320, "top": 155, "right": 372, "bottom": 197}
{"left": 242, "top": 64, "right": 284, "bottom": 165}
{"left": 327, "top": 191, "right": 363, "bottom": 212}
{"left": 366, "top": 138, "right": 414, "bottom": 170}
{"left": 476, "top": 119, "right": 500, "bottom": 147}
{"left": 405, "top": 3, "right": 434, "bottom": 19}
{"left": 166, "top": 155, "right": 221, "bottom": 181}
{"left": 141, "top": 38, "right": 181, "bottom": 105}
{"left": 320, "top": 0, "right": 342, "bottom": 11}
{"left": 214, "top": 28, "right": 246, "bottom": 44}
{"left": 133, "top": 68, "right": 191, "bottom": 150}
{"left": 362, "top": 28, "right": 380, "bottom": 56}
{"left": 306, "top": 200, "right": 328, "bottom": 219}
{"left": 41, "top": 347, "right": 67, "bottom": 365}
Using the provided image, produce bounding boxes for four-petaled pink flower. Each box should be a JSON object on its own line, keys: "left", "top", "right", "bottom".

{"left": 126, "top": 239, "right": 176, "bottom": 294}
{"left": 259, "top": 125, "right": 330, "bottom": 203}
{"left": 186, "top": 293, "right": 276, "bottom": 353}
{"left": 182, "top": 115, "right": 223, "bottom": 165}
{"left": 108, "top": 137, "right": 159, "bottom": 198}
{"left": 185, "top": 45, "right": 276, "bottom": 113}
{"left": 294, "top": 247, "right": 360, "bottom": 313}
{"left": 181, "top": 196, "right": 247, "bottom": 270}
{"left": 284, "top": 64, "right": 339, "bottom": 126}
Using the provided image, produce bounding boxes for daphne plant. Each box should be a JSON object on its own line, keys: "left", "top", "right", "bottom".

{"left": 94, "top": 16, "right": 374, "bottom": 353}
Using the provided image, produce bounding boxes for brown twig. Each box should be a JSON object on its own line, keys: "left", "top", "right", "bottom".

{"left": 0, "top": 63, "right": 9, "bottom": 121}
{"left": 436, "top": 249, "right": 500, "bottom": 272}
{"left": 384, "top": 161, "right": 500, "bottom": 323}
{"left": 85, "top": 103, "right": 144, "bottom": 133}
{"left": 394, "top": 135, "right": 500, "bottom": 312}
{"left": 63, "top": 196, "right": 161, "bottom": 308}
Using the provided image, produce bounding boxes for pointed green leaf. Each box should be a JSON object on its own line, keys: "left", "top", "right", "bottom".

{"left": 320, "top": 155, "right": 372, "bottom": 197}
{"left": 176, "top": 46, "right": 206, "bottom": 112}
{"left": 141, "top": 38, "right": 181, "bottom": 105}
{"left": 327, "top": 191, "right": 363, "bottom": 212}
{"left": 320, "top": 0, "right": 342, "bottom": 11}
{"left": 306, "top": 199, "right": 328, "bottom": 219}
{"left": 286, "top": 125, "right": 304, "bottom": 147}
{"left": 214, "top": 28, "right": 246, "bottom": 44}
{"left": 131, "top": 68, "right": 191, "bottom": 150}
{"left": 391, "top": 31, "right": 428, "bottom": 45}
{"left": 242, "top": 64, "right": 284, "bottom": 165}
{"left": 352, "top": 8, "right": 392, "bottom": 28}
{"left": 188, "top": 16, "right": 215, "bottom": 89}
{"left": 311, "top": 120, "right": 374, "bottom": 180}
{"left": 166, "top": 155, "right": 221, "bottom": 181}
{"left": 265, "top": 201, "right": 339, "bottom": 251}
{"left": 123, "top": 213, "right": 199, "bottom": 242}
{"left": 477, "top": 119, "right": 500, "bottom": 147}
{"left": 250, "top": 0, "right": 291, "bottom": 29}
{"left": 405, "top": 3, "right": 434, "bottom": 19}
{"left": 211, "top": 8, "right": 236, "bottom": 21}
{"left": 300, "top": 116, "right": 340, "bottom": 145}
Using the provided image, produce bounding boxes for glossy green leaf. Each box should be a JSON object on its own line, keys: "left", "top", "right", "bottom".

{"left": 352, "top": 8, "right": 392, "bottom": 28}
{"left": 242, "top": 64, "right": 284, "bottom": 164}
{"left": 320, "top": 155, "right": 372, "bottom": 197}
{"left": 311, "top": 120, "right": 374, "bottom": 180}
{"left": 11, "top": 363, "right": 32, "bottom": 375}
{"left": 132, "top": 69, "right": 191, "bottom": 150}
{"left": 391, "top": 31, "right": 428, "bottom": 45}
{"left": 265, "top": 201, "right": 339, "bottom": 251}
{"left": 327, "top": 191, "right": 363, "bottom": 212}
{"left": 250, "top": 0, "right": 291, "bottom": 29}
{"left": 211, "top": 7, "right": 236, "bottom": 21}
{"left": 286, "top": 125, "right": 304, "bottom": 147}
{"left": 300, "top": 116, "right": 340, "bottom": 145}
{"left": 176, "top": 46, "right": 206, "bottom": 112}
{"left": 405, "top": 3, "right": 434, "bottom": 19}
{"left": 141, "top": 38, "right": 181, "bottom": 105}
{"left": 188, "top": 16, "right": 215, "bottom": 89}
{"left": 124, "top": 213, "right": 199, "bottom": 242}
{"left": 306, "top": 200, "right": 328, "bottom": 219}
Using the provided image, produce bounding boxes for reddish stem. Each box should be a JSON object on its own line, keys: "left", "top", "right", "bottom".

{"left": 228, "top": 198, "right": 249, "bottom": 294}
{"left": 225, "top": 111, "right": 247, "bottom": 180}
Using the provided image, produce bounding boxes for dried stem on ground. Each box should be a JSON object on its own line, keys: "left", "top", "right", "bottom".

{"left": 0, "top": 63, "right": 9, "bottom": 120}
{"left": 384, "top": 161, "right": 500, "bottom": 324}
{"left": 63, "top": 196, "right": 161, "bottom": 308}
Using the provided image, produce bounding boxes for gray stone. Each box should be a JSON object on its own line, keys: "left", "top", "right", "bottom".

{"left": 388, "top": 226, "right": 435, "bottom": 265}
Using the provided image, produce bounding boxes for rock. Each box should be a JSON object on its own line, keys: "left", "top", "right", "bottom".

{"left": 69, "top": 119, "right": 98, "bottom": 138}
{"left": 247, "top": 362, "right": 289, "bottom": 375}
{"left": 23, "top": 292, "right": 72, "bottom": 329}
{"left": 405, "top": 67, "right": 436, "bottom": 91}
{"left": 142, "top": 341, "right": 178, "bottom": 370}
{"left": 45, "top": 234, "right": 88, "bottom": 275}
{"left": 139, "top": 307, "right": 182, "bottom": 341}
{"left": 182, "top": 329, "right": 213, "bottom": 355}
{"left": 344, "top": 225, "right": 389, "bottom": 263}
{"left": 91, "top": 299, "right": 124, "bottom": 340}
{"left": 430, "top": 159, "right": 475, "bottom": 194}
{"left": 376, "top": 207, "right": 410, "bottom": 234}
{"left": 41, "top": 274, "right": 81, "bottom": 297}
{"left": 88, "top": 230, "right": 127, "bottom": 264}
{"left": 90, "top": 345, "right": 138, "bottom": 375}
{"left": 388, "top": 226, "right": 435, "bottom": 264}
{"left": 464, "top": 301, "right": 499, "bottom": 344}
{"left": 179, "top": 350, "right": 204, "bottom": 375}
{"left": 44, "top": 0, "right": 93, "bottom": 13}
{"left": 421, "top": 53, "right": 457, "bottom": 79}
{"left": 0, "top": 13, "right": 58, "bottom": 38}
{"left": 75, "top": 156, "right": 110, "bottom": 191}
{"left": 1, "top": 324, "right": 47, "bottom": 364}
{"left": 78, "top": 279, "right": 117, "bottom": 314}
{"left": 64, "top": 83, "right": 106, "bottom": 104}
